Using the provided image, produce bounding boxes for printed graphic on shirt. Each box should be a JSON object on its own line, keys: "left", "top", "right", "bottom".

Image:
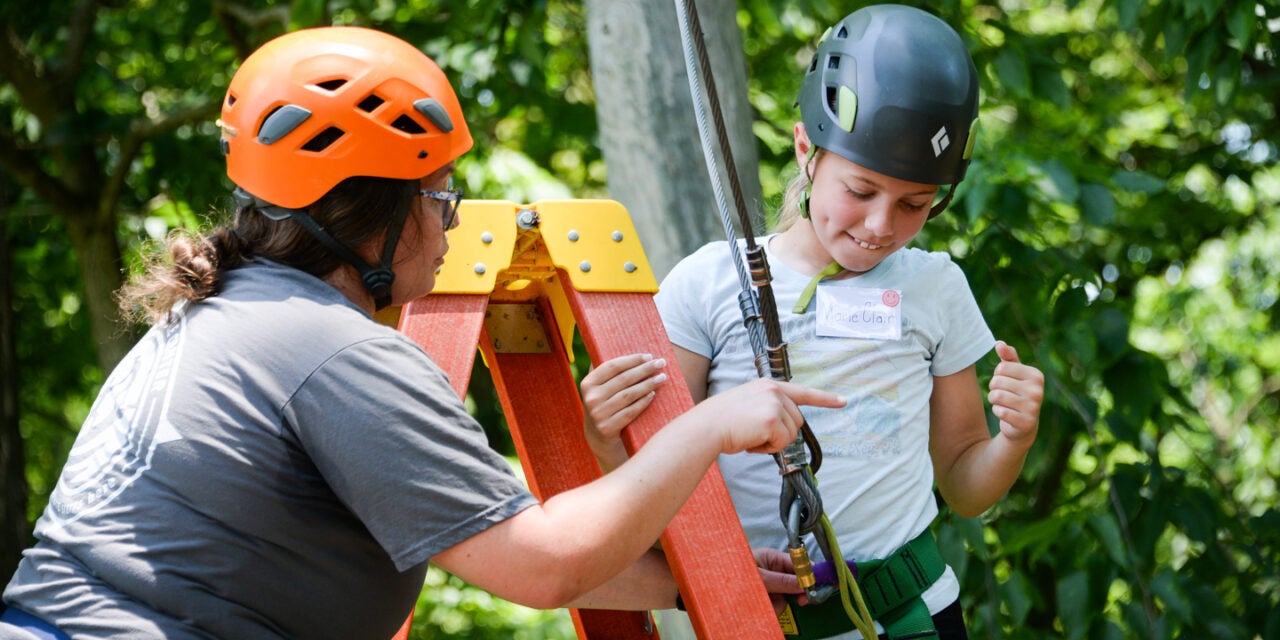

{"left": 789, "top": 337, "right": 904, "bottom": 459}
{"left": 48, "top": 318, "right": 186, "bottom": 528}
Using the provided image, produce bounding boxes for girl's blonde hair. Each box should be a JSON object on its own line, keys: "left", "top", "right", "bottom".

{"left": 773, "top": 148, "right": 824, "bottom": 233}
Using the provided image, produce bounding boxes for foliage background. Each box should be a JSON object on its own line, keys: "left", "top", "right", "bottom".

{"left": 2, "top": 0, "right": 1277, "bottom": 639}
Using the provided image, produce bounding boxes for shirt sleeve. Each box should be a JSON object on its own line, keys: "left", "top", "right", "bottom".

{"left": 928, "top": 257, "right": 995, "bottom": 377}
{"left": 655, "top": 243, "right": 720, "bottom": 359}
{"left": 283, "top": 336, "right": 538, "bottom": 571}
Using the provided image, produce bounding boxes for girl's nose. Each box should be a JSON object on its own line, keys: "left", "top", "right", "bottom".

{"left": 864, "top": 203, "right": 893, "bottom": 238}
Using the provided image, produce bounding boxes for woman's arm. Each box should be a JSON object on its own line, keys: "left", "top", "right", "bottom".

{"left": 436, "top": 376, "right": 844, "bottom": 609}
{"left": 929, "top": 341, "right": 1043, "bottom": 517}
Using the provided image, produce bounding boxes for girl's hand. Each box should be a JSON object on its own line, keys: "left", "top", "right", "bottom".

{"left": 581, "top": 354, "right": 668, "bottom": 470}
{"left": 752, "top": 547, "right": 805, "bottom": 614}
{"left": 988, "top": 341, "right": 1044, "bottom": 445}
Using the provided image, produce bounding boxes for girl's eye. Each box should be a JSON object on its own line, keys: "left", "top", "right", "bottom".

{"left": 846, "top": 188, "right": 873, "bottom": 200}
{"left": 902, "top": 201, "right": 929, "bottom": 212}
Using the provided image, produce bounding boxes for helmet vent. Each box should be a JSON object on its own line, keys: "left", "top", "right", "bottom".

{"left": 314, "top": 78, "right": 348, "bottom": 92}
{"left": 257, "top": 104, "right": 312, "bottom": 145}
{"left": 808, "top": 55, "right": 819, "bottom": 73}
{"left": 828, "top": 55, "right": 841, "bottom": 70}
{"left": 302, "top": 126, "right": 346, "bottom": 152}
{"left": 226, "top": 94, "right": 237, "bottom": 108}
{"left": 836, "top": 25, "right": 849, "bottom": 39}
{"left": 357, "top": 94, "right": 386, "bottom": 113}
{"left": 826, "top": 87, "right": 839, "bottom": 112}
{"left": 390, "top": 114, "right": 426, "bottom": 134}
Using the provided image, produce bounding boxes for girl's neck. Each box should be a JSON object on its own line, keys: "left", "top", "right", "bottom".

{"left": 771, "top": 220, "right": 844, "bottom": 278}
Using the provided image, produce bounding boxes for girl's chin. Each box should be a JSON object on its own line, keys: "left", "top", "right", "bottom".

{"left": 833, "top": 253, "right": 887, "bottom": 274}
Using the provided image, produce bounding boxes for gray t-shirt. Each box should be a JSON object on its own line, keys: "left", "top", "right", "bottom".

{"left": 3, "top": 259, "right": 537, "bottom": 639}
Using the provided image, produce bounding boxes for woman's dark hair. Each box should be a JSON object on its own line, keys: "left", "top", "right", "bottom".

{"left": 119, "top": 176, "right": 418, "bottom": 325}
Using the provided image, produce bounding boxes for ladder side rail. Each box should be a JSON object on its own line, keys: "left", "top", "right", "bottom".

{"left": 398, "top": 295, "right": 490, "bottom": 400}
{"left": 567, "top": 288, "right": 784, "bottom": 639}
{"left": 479, "top": 295, "right": 660, "bottom": 639}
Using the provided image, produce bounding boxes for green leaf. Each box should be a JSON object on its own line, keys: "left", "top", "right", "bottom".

{"left": 1032, "top": 65, "right": 1071, "bottom": 110}
{"left": 1088, "top": 512, "right": 1131, "bottom": 570}
{"left": 961, "top": 516, "right": 990, "bottom": 560}
{"left": 996, "top": 184, "right": 1032, "bottom": 228}
{"left": 1150, "top": 568, "right": 1192, "bottom": 623}
{"left": 1226, "top": 2, "right": 1258, "bottom": 47}
{"left": 1057, "top": 571, "right": 1090, "bottom": 640}
{"left": 1116, "top": 0, "right": 1143, "bottom": 29}
{"left": 1112, "top": 169, "right": 1166, "bottom": 194}
{"left": 1213, "top": 57, "right": 1239, "bottom": 106}
{"left": 1103, "top": 354, "right": 1159, "bottom": 440}
{"left": 1185, "top": 29, "right": 1219, "bottom": 96}
{"left": 1184, "top": 0, "right": 1221, "bottom": 20}
{"left": 1000, "top": 571, "right": 1035, "bottom": 625}
{"left": 1173, "top": 485, "right": 1219, "bottom": 544}
{"left": 1093, "top": 308, "right": 1130, "bottom": 358}
{"left": 1053, "top": 287, "right": 1089, "bottom": 326}
{"left": 1162, "top": 20, "right": 1188, "bottom": 62}
{"left": 1001, "top": 515, "right": 1083, "bottom": 563}
{"left": 994, "top": 49, "right": 1031, "bottom": 99}
{"left": 1080, "top": 183, "right": 1116, "bottom": 226}
{"left": 963, "top": 174, "right": 996, "bottom": 226}
{"left": 935, "top": 519, "right": 970, "bottom": 582}
{"left": 290, "top": 0, "right": 326, "bottom": 29}
{"left": 1036, "top": 158, "right": 1080, "bottom": 204}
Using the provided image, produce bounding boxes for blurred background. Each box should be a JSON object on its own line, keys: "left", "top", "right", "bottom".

{"left": 1, "top": 0, "right": 1276, "bottom": 638}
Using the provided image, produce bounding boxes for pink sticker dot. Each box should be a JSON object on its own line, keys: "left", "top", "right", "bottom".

{"left": 882, "top": 290, "right": 901, "bottom": 307}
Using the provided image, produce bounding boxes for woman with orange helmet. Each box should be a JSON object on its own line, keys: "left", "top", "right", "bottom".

{"left": 0, "top": 27, "right": 840, "bottom": 639}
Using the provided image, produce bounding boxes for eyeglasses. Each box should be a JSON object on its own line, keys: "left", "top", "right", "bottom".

{"left": 419, "top": 180, "right": 464, "bottom": 230}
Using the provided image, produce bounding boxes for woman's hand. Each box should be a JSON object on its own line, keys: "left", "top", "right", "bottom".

{"left": 697, "top": 378, "right": 843, "bottom": 456}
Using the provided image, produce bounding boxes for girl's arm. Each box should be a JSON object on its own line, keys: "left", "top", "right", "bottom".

{"left": 582, "top": 347, "right": 710, "bottom": 472}
{"left": 929, "top": 341, "right": 1044, "bottom": 517}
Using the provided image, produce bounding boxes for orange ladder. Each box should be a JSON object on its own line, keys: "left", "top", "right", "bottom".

{"left": 389, "top": 200, "right": 784, "bottom": 639}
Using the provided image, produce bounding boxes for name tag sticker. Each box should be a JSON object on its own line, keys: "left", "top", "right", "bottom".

{"left": 815, "top": 285, "right": 902, "bottom": 340}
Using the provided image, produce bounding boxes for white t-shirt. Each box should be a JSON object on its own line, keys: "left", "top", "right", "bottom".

{"left": 654, "top": 238, "right": 994, "bottom": 638}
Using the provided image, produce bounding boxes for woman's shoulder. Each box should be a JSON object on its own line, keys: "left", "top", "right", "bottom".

{"left": 203, "top": 260, "right": 416, "bottom": 356}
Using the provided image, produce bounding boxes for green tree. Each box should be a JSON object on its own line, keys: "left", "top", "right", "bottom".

{"left": 3, "top": 0, "right": 1277, "bottom": 638}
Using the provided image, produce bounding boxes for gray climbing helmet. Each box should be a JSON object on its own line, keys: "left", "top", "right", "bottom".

{"left": 797, "top": 5, "right": 979, "bottom": 189}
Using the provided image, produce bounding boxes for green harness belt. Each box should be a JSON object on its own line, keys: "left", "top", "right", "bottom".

{"left": 778, "top": 530, "right": 946, "bottom": 640}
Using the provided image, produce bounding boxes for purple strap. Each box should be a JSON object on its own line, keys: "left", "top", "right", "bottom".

{"left": 811, "top": 558, "right": 860, "bottom": 586}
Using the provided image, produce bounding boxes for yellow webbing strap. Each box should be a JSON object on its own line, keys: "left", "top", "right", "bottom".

{"left": 821, "top": 513, "right": 877, "bottom": 638}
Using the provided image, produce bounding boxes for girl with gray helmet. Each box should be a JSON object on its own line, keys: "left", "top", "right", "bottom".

{"left": 584, "top": 5, "right": 1045, "bottom": 639}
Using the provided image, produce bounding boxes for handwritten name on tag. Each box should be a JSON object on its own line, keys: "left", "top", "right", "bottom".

{"left": 815, "top": 285, "right": 902, "bottom": 340}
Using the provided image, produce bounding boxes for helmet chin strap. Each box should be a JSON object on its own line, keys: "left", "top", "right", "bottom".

{"left": 232, "top": 187, "right": 406, "bottom": 310}
{"left": 929, "top": 181, "right": 960, "bottom": 219}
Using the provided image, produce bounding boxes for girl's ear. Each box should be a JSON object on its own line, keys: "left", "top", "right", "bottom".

{"left": 794, "top": 122, "right": 813, "bottom": 170}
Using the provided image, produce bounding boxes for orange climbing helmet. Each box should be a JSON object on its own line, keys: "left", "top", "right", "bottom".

{"left": 220, "top": 26, "right": 473, "bottom": 209}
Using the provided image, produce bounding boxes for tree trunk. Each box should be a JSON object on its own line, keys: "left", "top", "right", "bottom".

{"left": 1, "top": 181, "right": 28, "bottom": 580}
{"left": 63, "top": 209, "right": 133, "bottom": 373}
{"left": 586, "top": 0, "right": 762, "bottom": 280}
